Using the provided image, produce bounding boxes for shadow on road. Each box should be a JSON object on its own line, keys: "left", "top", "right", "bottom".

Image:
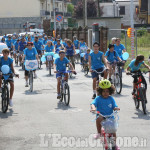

{"left": 132, "top": 109, "right": 150, "bottom": 120}
{"left": 23, "top": 90, "right": 42, "bottom": 95}
{"left": 122, "top": 83, "right": 132, "bottom": 88}
{"left": 55, "top": 101, "right": 77, "bottom": 111}
{"left": 0, "top": 109, "right": 18, "bottom": 119}
{"left": 113, "top": 94, "right": 129, "bottom": 98}
{"left": 42, "top": 74, "right": 54, "bottom": 77}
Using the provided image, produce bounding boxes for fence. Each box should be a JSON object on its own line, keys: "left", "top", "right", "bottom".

{"left": 108, "top": 28, "right": 150, "bottom": 59}
{"left": 46, "top": 26, "right": 108, "bottom": 52}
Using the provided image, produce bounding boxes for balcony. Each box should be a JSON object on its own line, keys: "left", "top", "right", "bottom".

{"left": 40, "top": 10, "right": 50, "bottom": 17}
{"left": 51, "top": 11, "right": 71, "bottom": 17}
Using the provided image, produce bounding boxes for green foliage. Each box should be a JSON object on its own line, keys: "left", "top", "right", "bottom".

{"left": 137, "top": 28, "right": 147, "bottom": 37}
{"left": 67, "top": 4, "right": 74, "bottom": 15}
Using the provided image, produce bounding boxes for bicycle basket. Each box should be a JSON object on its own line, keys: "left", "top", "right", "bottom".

{"left": 25, "top": 60, "right": 38, "bottom": 71}
{"left": 47, "top": 55, "right": 53, "bottom": 61}
{"left": 101, "top": 118, "right": 118, "bottom": 133}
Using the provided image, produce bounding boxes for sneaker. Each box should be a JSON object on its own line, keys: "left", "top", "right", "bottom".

{"left": 34, "top": 73, "right": 37, "bottom": 79}
{"left": 93, "top": 133, "right": 101, "bottom": 139}
{"left": 0, "top": 88, "right": 2, "bottom": 93}
{"left": 57, "top": 94, "right": 61, "bottom": 99}
{"left": 92, "top": 94, "right": 96, "bottom": 99}
{"left": 9, "top": 99, "right": 13, "bottom": 107}
{"left": 25, "top": 82, "right": 28, "bottom": 87}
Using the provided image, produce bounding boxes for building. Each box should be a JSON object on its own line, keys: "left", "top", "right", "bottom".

{"left": 0, "top": 0, "right": 71, "bottom": 34}
{"left": 138, "top": 0, "right": 150, "bottom": 24}
{"left": 100, "top": 0, "right": 140, "bottom": 28}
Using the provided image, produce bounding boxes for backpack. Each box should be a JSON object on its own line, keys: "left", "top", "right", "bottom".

{"left": 108, "top": 51, "right": 116, "bottom": 57}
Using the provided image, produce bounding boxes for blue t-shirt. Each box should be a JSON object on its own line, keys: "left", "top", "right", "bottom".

{"left": 14, "top": 41, "right": 19, "bottom": 50}
{"left": 39, "top": 38, "right": 43, "bottom": 44}
{"left": 6, "top": 39, "right": 12, "bottom": 48}
{"left": 55, "top": 44, "right": 62, "bottom": 53}
{"left": 80, "top": 42, "right": 86, "bottom": 48}
{"left": 90, "top": 51, "right": 104, "bottom": 69}
{"left": 43, "top": 39, "right": 48, "bottom": 45}
{"left": 12, "top": 39, "right": 16, "bottom": 45}
{"left": 53, "top": 41, "right": 57, "bottom": 45}
{"left": 85, "top": 53, "right": 90, "bottom": 61}
{"left": 105, "top": 50, "right": 119, "bottom": 63}
{"left": 19, "top": 41, "right": 27, "bottom": 51}
{"left": 73, "top": 40, "right": 79, "bottom": 48}
{"left": 45, "top": 45, "right": 54, "bottom": 52}
{"left": 63, "top": 42, "right": 67, "bottom": 48}
{"left": 24, "top": 48, "right": 38, "bottom": 60}
{"left": 66, "top": 45, "right": 74, "bottom": 56}
{"left": 114, "top": 44, "right": 125, "bottom": 57}
{"left": 34, "top": 41, "right": 43, "bottom": 51}
{"left": 129, "top": 59, "right": 144, "bottom": 71}
{"left": 91, "top": 96, "right": 118, "bottom": 116}
{"left": 54, "top": 57, "right": 70, "bottom": 71}
{"left": 0, "top": 56, "right": 13, "bottom": 73}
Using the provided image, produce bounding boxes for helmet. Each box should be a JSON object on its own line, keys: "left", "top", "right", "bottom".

{"left": 99, "top": 79, "right": 111, "bottom": 89}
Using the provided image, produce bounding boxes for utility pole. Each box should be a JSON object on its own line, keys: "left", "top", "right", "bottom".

{"left": 63, "top": 0, "right": 65, "bottom": 28}
{"left": 53, "top": 0, "right": 56, "bottom": 37}
{"left": 97, "top": 0, "right": 100, "bottom": 17}
{"left": 83, "top": 0, "right": 87, "bottom": 27}
{"left": 130, "top": 0, "right": 134, "bottom": 28}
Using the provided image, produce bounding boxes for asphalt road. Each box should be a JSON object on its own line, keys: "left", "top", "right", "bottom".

{"left": 0, "top": 62, "right": 150, "bottom": 150}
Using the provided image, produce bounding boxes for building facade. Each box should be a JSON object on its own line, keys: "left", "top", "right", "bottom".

{"left": 0, "top": 0, "right": 71, "bottom": 34}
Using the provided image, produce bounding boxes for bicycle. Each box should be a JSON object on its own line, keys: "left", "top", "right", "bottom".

{"left": 109, "top": 62, "right": 122, "bottom": 94}
{"left": 46, "top": 54, "right": 53, "bottom": 76}
{"left": 92, "top": 69, "right": 107, "bottom": 87}
{"left": 1, "top": 70, "right": 18, "bottom": 113}
{"left": 25, "top": 60, "right": 38, "bottom": 92}
{"left": 56, "top": 71, "right": 76, "bottom": 106}
{"left": 15, "top": 51, "right": 19, "bottom": 66}
{"left": 127, "top": 71, "right": 150, "bottom": 114}
{"left": 83, "top": 60, "right": 89, "bottom": 76}
{"left": 91, "top": 111, "right": 119, "bottom": 150}
{"left": 116, "top": 61, "right": 124, "bottom": 78}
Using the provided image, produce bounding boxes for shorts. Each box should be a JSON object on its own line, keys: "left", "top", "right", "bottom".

{"left": 2, "top": 74, "right": 14, "bottom": 82}
{"left": 91, "top": 67, "right": 105, "bottom": 79}
{"left": 37, "top": 50, "right": 42, "bottom": 55}
{"left": 25, "top": 69, "right": 36, "bottom": 76}
{"left": 56, "top": 72, "right": 68, "bottom": 78}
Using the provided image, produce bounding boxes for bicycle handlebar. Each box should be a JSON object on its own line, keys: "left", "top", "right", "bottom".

{"left": 56, "top": 70, "right": 77, "bottom": 75}
{"left": 127, "top": 71, "right": 150, "bottom": 76}
{"left": 92, "top": 68, "right": 107, "bottom": 74}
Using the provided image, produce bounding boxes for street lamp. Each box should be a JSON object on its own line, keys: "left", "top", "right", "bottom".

{"left": 113, "top": 0, "right": 116, "bottom": 17}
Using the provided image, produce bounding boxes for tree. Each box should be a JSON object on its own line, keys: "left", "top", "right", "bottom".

{"left": 74, "top": 0, "right": 103, "bottom": 18}
{"left": 67, "top": 3, "right": 74, "bottom": 15}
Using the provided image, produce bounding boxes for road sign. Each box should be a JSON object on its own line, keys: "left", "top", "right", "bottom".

{"left": 56, "top": 14, "right": 63, "bottom": 22}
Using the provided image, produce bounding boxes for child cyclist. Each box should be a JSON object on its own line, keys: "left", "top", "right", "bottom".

{"left": 54, "top": 50, "right": 76, "bottom": 99}
{"left": 83, "top": 48, "right": 90, "bottom": 68}
{"left": 126, "top": 55, "right": 150, "bottom": 97}
{"left": 105, "top": 44, "right": 123, "bottom": 82}
{"left": 89, "top": 42, "right": 109, "bottom": 99}
{"left": 90, "top": 79, "right": 120, "bottom": 150}
{"left": 0, "top": 48, "right": 19, "bottom": 107}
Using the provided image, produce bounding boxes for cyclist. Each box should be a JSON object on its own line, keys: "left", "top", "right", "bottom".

{"left": 62, "top": 38, "right": 68, "bottom": 48}
{"left": 90, "top": 79, "right": 120, "bottom": 150}
{"left": 55, "top": 39, "right": 64, "bottom": 54}
{"left": 73, "top": 36, "right": 79, "bottom": 49}
{"left": 27, "top": 36, "right": 32, "bottom": 42}
{"left": 126, "top": 55, "right": 150, "bottom": 96}
{"left": 33, "top": 36, "right": 43, "bottom": 57}
{"left": 18, "top": 36, "right": 27, "bottom": 66}
{"left": 13, "top": 39, "right": 20, "bottom": 64}
{"left": 22, "top": 42, "right": 39, "bottom": 87}
{"left": 12, "top": 36, "right": 17, "bottom": 45}
{"left": 1, "top": 37, "right": 5, "bottom": 43}
{"left": 105, "top": 44, "right": 123, "bottom": 82}
{"left": 89, "top": 42, "right": 109, "bottom": 99}
{"left": 83, "top": 48, "right": 90, "bottom": 68}
{"left": 0, "top": 48, "right": 19, "bottom": 107}
{"left": 6, "top": 36, "right": 13, "bottom": 53}
{"left": 79, "top": 38, "right": 87, "bottom": 48}
{"left": 65, "top": 39, "right": 76, "bottom": 69}
{"left": 54, "top": 50, "right": 75, "bottom": 99}
{"left": 45, "top": 41, "right": 54, "bottom": 69}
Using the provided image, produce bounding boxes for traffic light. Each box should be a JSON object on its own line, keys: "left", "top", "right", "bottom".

{"left": 53, "top": 30, "right": 55, "bottom": 38}
{"left": 127, "top": 28, "right": 132, "bottom": 38}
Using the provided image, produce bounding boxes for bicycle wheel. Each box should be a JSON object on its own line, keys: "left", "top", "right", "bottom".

{"left": 63, "top": 83, "right": 70, "bottom": 106}
{"left": 118, "top": 66, "right": 122, "bottom": 78}
{"left": 1, "top": 86, "right": 9, "bottom": 113}
{"left": 133, "top": 91, "right": 140, "bottom": 109}
{"left": 139, "top": 87, "right": 146, "bottom": 114}
{"left": 115, "top": 74, "right": 122, "bottom": 94}
{"left": 84, "top": 66, "right": 88, "bottom": 76}
{"left": 68, "top": 66, "right": 73, "bottom": 78}
{"left": 49, "top": 61, "right": 51, "bottom": 75}
{"left": 29, "top": 72, "right": 33, "bottom": 92}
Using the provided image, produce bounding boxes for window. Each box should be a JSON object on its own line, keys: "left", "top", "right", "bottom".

{"left": 120, "top": 6, "right": 125, "bottom": 15}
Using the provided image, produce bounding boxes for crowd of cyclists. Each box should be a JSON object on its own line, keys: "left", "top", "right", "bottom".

{"left": 1, "top": 32, "right": 150, "bottom": 150}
